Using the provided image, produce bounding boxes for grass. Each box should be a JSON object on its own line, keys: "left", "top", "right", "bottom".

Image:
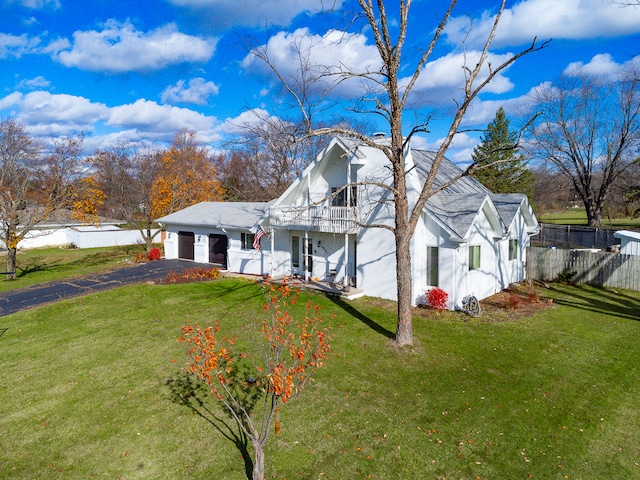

{"left": 1, "top": 273, "right": 639, "bottom": 479}
{"left": 0, "top": 245, "right": 147, "bottom": 292}
{"left": 539, "top": 208, "right": 640, "bottom": 230}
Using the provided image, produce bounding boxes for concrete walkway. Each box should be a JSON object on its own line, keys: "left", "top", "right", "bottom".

{"left": 0, "top": 259, "right": 211, "bottom": 317}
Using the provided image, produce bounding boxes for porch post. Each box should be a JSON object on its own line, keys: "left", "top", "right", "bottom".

{"left": 304, "top": 230, "right": 309, "bottom": 282}
{"left": 343, "top": 233, "right": 349, "bottom": 288}
{"left": 270, "top": 229, "right": 275, "bottom": 277}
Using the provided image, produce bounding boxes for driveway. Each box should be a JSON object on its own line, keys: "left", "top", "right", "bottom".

{"left": 0, "top": 259, "right": 212, "bottom": 317}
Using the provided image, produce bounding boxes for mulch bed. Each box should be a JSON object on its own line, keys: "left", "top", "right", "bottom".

{"left": 412, "top": 283, "right": 556, "bottom": 322}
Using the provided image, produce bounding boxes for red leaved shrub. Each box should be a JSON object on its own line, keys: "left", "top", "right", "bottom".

{"left": 426, "top": 287, "right": 448, "bottom": 311}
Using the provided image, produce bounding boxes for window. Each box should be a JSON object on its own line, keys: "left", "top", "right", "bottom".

{"left": 331, "top": 186, "right": 357, "bottom": 206}
{"left": 241, "top": 232, "right": 255, "bottom": 250}
{"left": 509, "top": 239, "right": 518, "bottom": 261}
{"left": 291, "top": 236, "right": 300, "bottom": 268}
{"left": 469, "top": 245, "right": 481, "bottom": 271}
{"left": 426, "top": 246, "right": 439, "bottom": 286}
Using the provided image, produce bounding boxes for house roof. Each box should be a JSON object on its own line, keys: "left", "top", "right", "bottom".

{"left": 614, "top": 230, "right": 640, "bottom": 241}
{"left": 412, "top": 150, "right": 491, "bottom": 195}
{"left": 156, "top": 201, "right": 273, "bottom": 230}
{"left": 426, "top": 193, "right": 491, "bottom": 239}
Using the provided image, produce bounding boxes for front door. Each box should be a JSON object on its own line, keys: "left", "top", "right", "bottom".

{"left": 303, "top": 238, "right": 313, "bottom": 275}
{"left": 209, "top": 234, "right": 227, "bottom": 267}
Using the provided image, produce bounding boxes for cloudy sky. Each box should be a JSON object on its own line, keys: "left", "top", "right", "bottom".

{"left": 1, "top": 0, "right": 639, "bottom": 162}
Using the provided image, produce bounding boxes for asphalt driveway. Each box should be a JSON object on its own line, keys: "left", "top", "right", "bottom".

{"left": 0, "top": 259, "right": 212, "bottom": 317}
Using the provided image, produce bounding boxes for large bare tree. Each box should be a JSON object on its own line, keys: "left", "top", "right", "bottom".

{"left": 528, "top": 64, "right": 640, "bottom": 226}
{"left": 250, "top": 0, "right": 544, "bottom": 346}
{"left": 0, "top": 118, "right": 88, "bottom": 279}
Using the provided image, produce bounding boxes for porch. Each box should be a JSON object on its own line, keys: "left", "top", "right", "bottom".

{"left": 269, "top": 205, "right": 360, "bottom": 234}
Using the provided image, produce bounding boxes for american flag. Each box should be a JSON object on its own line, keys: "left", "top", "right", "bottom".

{"left": 253, "top": 227, "right": 266, "bottom": 250}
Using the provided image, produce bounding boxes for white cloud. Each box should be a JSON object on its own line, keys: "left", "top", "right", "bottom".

{"left": 168, "top": 0, "right": 344, "bottom": 30}
{"left": 404, "top": 50, "right": 515, "bottom": 107}
{"left": 245, "top": 28, "right": 518, "bottom": 107}
{"left": 218, "top": 108, "right": 281, "bottom": 135}
{"left": 0, "top": 90, "right": 223, "bottom": 147}
{"left": 6, "top": 0, "right": 60, "bottom": 9}
{"left": 107, "top": 98, "right": 216, "bottom": 135}
{"left": 445, "top": 0, "right": 640, "bottom": 48}
{"left": 53, "top": 20, "right": 217, "bottom": 73}
{"left": 161, "top": 77, "right": 219, "bottom": 105}
{"left": 243, "top": 28, "right": 383, "bottom": 98}
{"left": 0, "top": 33, "right": 41, "bottom": 58}
{"left": 563, "top": 53, "right": 640, "bottom": 77}
{"left": 16, "top": 75, "right": 51, "bottom": 90}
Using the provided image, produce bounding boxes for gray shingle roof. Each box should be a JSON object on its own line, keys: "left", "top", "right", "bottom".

{"left": 412, "top": 150, "right": 490, "bottom": 195}
{"left": 156, "top": 201, "right": 273, "bottom": 230}
{"left": 426, "top": 193, "right": 489, "bottom": 239}
{"left": 491, "top": 193, "right": 526, "bottom": 228}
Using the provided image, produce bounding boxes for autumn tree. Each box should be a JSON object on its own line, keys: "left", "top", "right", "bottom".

{"left": 152, "top": 129, "right": 223, "bottom": 218}
{"left": 249, "top": 0, "right": 545, "bottom": 345}
{"left": 179, "top": 280, "right": 331, "bottom": 480}
{"left": 528, "top": 64, "right": 640, "bottom": 226}
{"left": 471, "top": 107, "right": 534, "bottom": 197}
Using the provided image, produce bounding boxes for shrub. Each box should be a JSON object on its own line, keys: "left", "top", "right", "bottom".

{"left": 426, "top": 287, "right": 448, "bottom": 311}
{"left": 505, "top": 292, "right": 521, "bottom": 310}
{"left": 557, "top": 269, "right": 577, "bottom": 284}
{"left": 147, "top": 247, "right": 162, "bottom": 261}
{"left": 163, "top": 267, "right": 220, "bottom": 283}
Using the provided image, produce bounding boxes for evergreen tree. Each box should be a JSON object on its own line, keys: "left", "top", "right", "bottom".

{"left": 471, "top": 107, "right": 534, "bottom": 197}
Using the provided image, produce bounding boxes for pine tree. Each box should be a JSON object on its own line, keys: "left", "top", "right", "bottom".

{"left": 471, "top": 107, "right": 534, "bottom": 197}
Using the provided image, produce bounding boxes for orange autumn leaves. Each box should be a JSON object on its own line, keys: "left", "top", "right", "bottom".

{"left": 151, "top": 129, "right": 223, "bottom": 219}
{"left": 180, "top": 280, "right": 331, "bottom": 405}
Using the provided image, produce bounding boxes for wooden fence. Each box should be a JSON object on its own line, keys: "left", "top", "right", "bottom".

{"left": 527, "top": 246, "right": 640, "bottom": 291}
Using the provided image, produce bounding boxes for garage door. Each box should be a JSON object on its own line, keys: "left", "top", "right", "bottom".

{"left": 178, "top": 231, "right": 195, "bottom": 260}
{"left": 209, "top": 234, "right": 228, "bottom": 267}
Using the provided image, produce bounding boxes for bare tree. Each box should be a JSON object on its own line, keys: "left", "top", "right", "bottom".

{"left": 528, "top": 64, "right": 640, "bottom": 226}
{"left": 250, "top": 0, "right": 545, "bottom": 345}
{"left": 0, "top": 118, "right": 87, "bottom": 279}
{"left": 91, "top": 141, "right": 165, "bottom": 251}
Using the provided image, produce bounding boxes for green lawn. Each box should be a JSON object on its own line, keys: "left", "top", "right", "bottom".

{"left": 539, "top": 208, "right": 640, "bottom": 230}
{"left": 1, "top": 278, "right": 639, "bottom": 479}
{"left": 0, "top": 245, "right": 147, "bottom": 292}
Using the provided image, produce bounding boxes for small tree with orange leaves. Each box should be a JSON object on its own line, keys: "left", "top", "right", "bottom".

{"left": 179, "top": 280, "right": 331, "bottom": 480}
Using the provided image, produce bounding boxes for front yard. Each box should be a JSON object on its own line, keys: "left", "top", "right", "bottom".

{"left": 0, "top": 277, "right": 638, "bottom": 479}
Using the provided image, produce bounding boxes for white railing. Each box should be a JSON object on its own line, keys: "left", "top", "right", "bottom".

{"left": 269, "top": 205, "right": 360, "bottom": 233}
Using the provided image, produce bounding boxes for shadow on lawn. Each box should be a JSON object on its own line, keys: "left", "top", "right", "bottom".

{"left": 165, "top": 372, "right": 254, "bottom": 480}
{"left": 327, "top": 296, "right": 395, "bottom": 339}
{"left": 550, "top": 284, "right": 640, "bottom": 322}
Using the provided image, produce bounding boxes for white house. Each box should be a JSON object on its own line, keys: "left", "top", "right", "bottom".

{"left": 614, "top": 230, "right": 640, "bottom": 256}
{"left": 157, "top": 136, "right": 539, "bottom": 309}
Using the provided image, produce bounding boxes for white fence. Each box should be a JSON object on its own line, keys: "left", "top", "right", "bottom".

{"left": 527, "top": 246, "right": 640, "bottom": 291}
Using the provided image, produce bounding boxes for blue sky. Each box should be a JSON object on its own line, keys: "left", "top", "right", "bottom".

{"left": 1, "top": 0, "right": 640, "bottom": 163}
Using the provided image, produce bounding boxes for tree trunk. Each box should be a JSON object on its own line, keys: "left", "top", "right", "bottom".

{"left": 252, "top": 441, "right": 265, "bottom": 480}
{"left": 394, "top": 170, "right": 413, "bottom": 346}
{"left": 584, "top": 200, "right": 602, "bottom": 227}
{"left": 395, "top": 228, "right": 413, "bottom": 346}
{"left": 6, "top": 247, "right": 17, "bottom": 280}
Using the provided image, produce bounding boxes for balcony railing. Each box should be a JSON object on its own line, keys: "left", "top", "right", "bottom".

{"left": 269, "top": 205, "right": 360, "bottom": 233}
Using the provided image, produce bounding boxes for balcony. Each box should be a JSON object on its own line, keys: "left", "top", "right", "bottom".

{"left": 269, "top": 205, "right": 360, "bottom": 233}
